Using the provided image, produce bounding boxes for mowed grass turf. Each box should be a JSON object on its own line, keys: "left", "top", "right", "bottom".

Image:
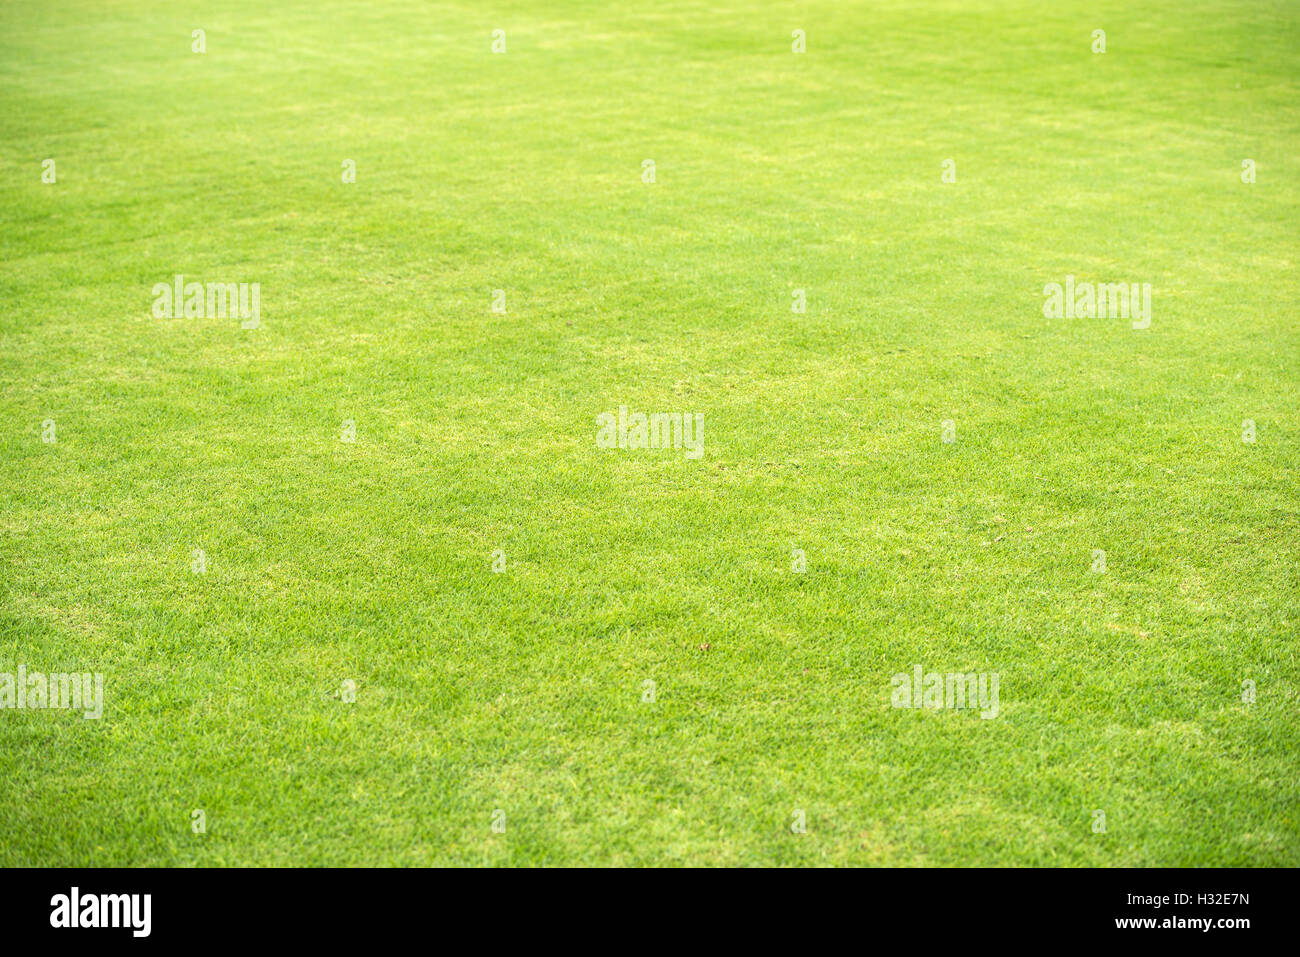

{"left": 1, "top": 0, "right": 1297, "bottom": 866}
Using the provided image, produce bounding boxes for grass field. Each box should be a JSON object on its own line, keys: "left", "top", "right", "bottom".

{"left": 1, "top": 0, "right": 1297, "bottom": 867}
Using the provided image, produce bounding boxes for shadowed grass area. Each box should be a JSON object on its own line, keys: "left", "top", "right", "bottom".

{"left": 0, "top": 0, "right": 1296, "bottom": 866}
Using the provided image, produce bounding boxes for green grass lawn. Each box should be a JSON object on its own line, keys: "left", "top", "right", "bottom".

{"left": 1, "top": 0, "right": 1297, "bottom": 866}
